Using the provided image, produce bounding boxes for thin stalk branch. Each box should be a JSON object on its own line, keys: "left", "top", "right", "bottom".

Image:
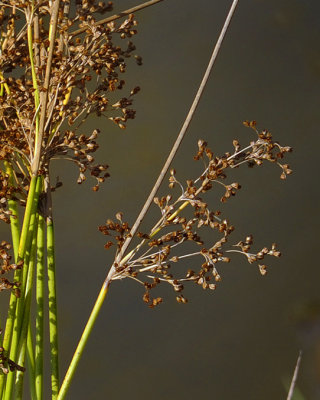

{"left": 57, "top": 280, "right": 111, "bottom": 400}
{"left": 2, "top": 175, "right": 42, "bottom": 400}
{"left": 70, "top": 0, "right": 164, "bottom": 37}
{"left": 0, "top": 163, "right": 20, "bottom": 396}
{"left": 4, "top": 161, "right": 20, "bottom": 259}
{"left": 31, "top": 0, "right": 61, "bottom": 175}
{"left": 15, "top": 214, "right": 38, "bottom": 399}
{"left": 287, "top": 351, "right": 303, "bottom": 400}
{"left": 113, "top": 0, "right": 239, "bottom": 269}
{"left": 57, "top": 3, "right": 239, "bottom": 399}
{"left": 46, "top": 176, "right": 59, "bottom": 399}
{"left": 35, "top": 213, "right": 45, "bottom": 400}
{"left": 26, "top": 324, "right": 36, "bottom": 400}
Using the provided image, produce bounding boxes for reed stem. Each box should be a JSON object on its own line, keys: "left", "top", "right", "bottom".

{"left": 35, "top": 213, "right": 45, "bottom": 400}
{"left": 3, "top": 175, "right": 41, "bottom": 400}
{"left": 57, "top": 280, "right": 110, "bottom": 400}
{"left": 47, "top": 213, "right": 59, "bottom": 398}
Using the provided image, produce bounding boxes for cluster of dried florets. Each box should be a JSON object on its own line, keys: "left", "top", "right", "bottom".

{"left": 0, "top": 170, "right": 23, "bottom": 223}
{"left": 0, "top": 333, "right": 25, "bottom": 374}
{"left": 99, "top": 123, "right": 292, "bottom": 307}
{"left": 0, "top": 241, "right": 22, "bottom": 296}
{"left": 0, "top": 1, "right": 141, "bottom": 192}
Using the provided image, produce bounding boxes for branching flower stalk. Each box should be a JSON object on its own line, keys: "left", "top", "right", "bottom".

{"left": 98, "top": 122, "right": 291, "bottom": 306}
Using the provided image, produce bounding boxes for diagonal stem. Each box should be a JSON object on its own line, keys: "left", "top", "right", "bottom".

{"left": 57, "top": 2, "right": 239, "bottom": 399}
{"left": 114, "top": 0, "right": 239, "bottom": 267}
{"left": 70, "top": 0, "right": 164, "bottom": 37}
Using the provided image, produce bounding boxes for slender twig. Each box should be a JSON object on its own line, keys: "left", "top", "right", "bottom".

{"left": 70, "top": 0, "right": 164, "bottom": 37}
{"left": 113, "top": 0, "right": 239, "bottom": 270}
{"left": 287, "top": 351, "right": 303, "bottom": 400}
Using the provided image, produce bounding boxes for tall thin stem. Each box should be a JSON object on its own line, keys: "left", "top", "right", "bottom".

{"left": 0, "top": 162, "right": 21, "bottom": 396}
{"left": 31, "top": 0, "right": 60, "bottom": 175}
{"left": 57, "top": 280, "right": 110, "bottom": 400}
{"left": 15, "top": 214, "right": 38, "bottom": 399}
{"left": 3, "top": 175, "right": 42, "bottom": 400}
{"left": 46, "top": 180, "right": 59, "bottom": 399}
{"left": 58, "top": 2, "right": 239, "bottom": 399}
{"left": 114, "top": 0, "right": 239, "bottom": 266}
{"left": 35, "top": 213, "right": 45, "bottom": 400}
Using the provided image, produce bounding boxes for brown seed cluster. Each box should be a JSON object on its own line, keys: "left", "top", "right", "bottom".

{"left": 0, "top": 241, "right": 22, "bottom": 296}
{"left": 0, "top": 332, "right": 26, "bottom": 374}
{"left": 100, "top": 123, "right": 292, "bottom": 307}
{"left": 0, "top": 171, "right": 22, "bottom": 223}
{"left": 0, "top": 1, "right": 141, "bottom": 192}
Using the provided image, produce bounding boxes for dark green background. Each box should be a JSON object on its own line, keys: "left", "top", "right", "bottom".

{"left": 3, "top": 0, "right": 320, "bottom": 398}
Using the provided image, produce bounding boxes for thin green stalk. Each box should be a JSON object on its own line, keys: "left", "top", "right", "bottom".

{"left": 15, "top": 215, "right": 38, "bottom": 399}
{"left": 0, "top": 162, "right": 21, "bottom": 396}
{"left": 35, "top": 213, "right": 45, "bottom": 400}
{"left": 57, "top": 280, "right": 110, "bottom": 400}
{"left": 26, "top": 324, "right": 36, "bottom": 400}
{"left": 27, "top": 10, "right": 40, "bottom": 138}
{"left": 4, "top": 161, "right": 20, "bottom": 260}
{"left": 47, "top": 215, "right": 59, "bottom": 399}
{"left": 3, "top": 175, "right": 42, "bottom": 400}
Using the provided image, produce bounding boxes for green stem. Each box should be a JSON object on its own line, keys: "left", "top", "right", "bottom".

{"left": 3, "top": 175, "right": 41, "bottom": 400}
{"left": 35, "top": 213, "right": 45, "bottom": 400}
{"left": 15, "top": 214, "right": 38, "bottom": 399}
{"left": 4, "top": 161, "right": 20, "bottom": 260}
{"left": 0, "top": 162, "right": 21, "bottom": 396}
{"left": 57, "top": 280, "right": 110, "bottom": 400}
{"left": 26, "top": 324, "right": 36, "bottom": 400}
{"left": 47, "top": 215, "right": 59, "bottom": 399}
{"left": 27, "top": 13, "right": 40, "bottom": 138}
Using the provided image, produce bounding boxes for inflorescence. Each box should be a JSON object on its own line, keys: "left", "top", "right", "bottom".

{"left": 0, "top": 0, "right": 141, "bottom": 195}
{"left": 99, "top": 121, "right": 292, "bottom": 307}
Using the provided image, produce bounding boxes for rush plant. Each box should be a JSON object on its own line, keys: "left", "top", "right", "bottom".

{"left": 0, "top": 1, "right": 293, "bottom": 399}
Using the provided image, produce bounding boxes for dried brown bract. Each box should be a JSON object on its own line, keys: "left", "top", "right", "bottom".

{"left": 100, "top": 123, "right": 292, "bottom": 307}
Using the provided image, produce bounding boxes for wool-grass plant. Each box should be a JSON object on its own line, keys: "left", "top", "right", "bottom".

{"left": 0, "top": 1, "right": 294, "bottom": 399}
